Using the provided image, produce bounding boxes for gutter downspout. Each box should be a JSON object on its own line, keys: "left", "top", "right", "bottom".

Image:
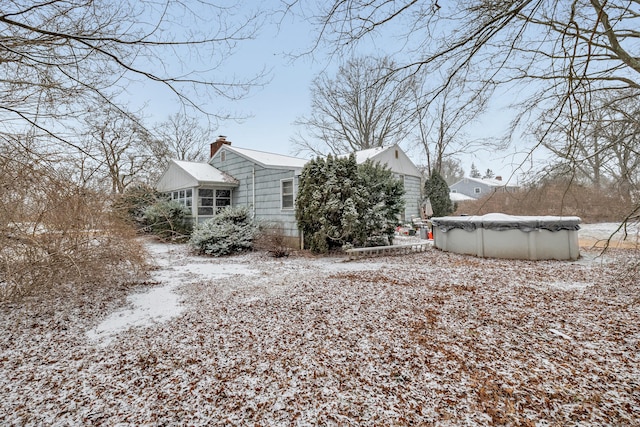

{"left": 252, "top": 166, "right": 256, "bottom": 218}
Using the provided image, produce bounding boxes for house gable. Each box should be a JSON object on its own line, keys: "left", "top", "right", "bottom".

{"left": 210, "top": 146, "right": 302, "bottom": 239}
{"left": 354, "top": 145, "right": 421, "bottom": 178}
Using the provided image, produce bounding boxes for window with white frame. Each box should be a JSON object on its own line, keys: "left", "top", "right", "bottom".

{"left": 171, "top": 189, "right": 192, "bottom": 207}
{"left": 197, "top": 188, "right": 232, "bottom": 216}
{"left": 198, "top": 189, "right": 214, "bottom": 215}
{"left": 474, "top": 187, "right": 482, "bottom": 194}
{"left": 281, "top": 179, "right": 294, "bottom": 209}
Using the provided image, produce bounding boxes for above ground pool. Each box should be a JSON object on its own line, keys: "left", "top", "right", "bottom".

{"left": 431, "top": 213, "right": 581, "bottom": 260}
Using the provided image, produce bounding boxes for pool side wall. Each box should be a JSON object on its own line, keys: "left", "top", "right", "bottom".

{"left": 434, "top": 228, "right": 580, "bottom": 260}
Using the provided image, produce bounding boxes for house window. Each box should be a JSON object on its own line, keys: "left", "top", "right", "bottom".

{"left": 220, "top": 151, "right": 226, "bottom": 162}
{"left": 198, "top": 188, "right": 232, "bottom": 215}
{"left": 474, "top": 187, "right": 482, "bottom": 194}
{"left": 198, "top": 189, "right": 214, "bottom": 216}
{"left": 281, "top": 179, "right": 294, "bottom": 209}
{"left": 171, "top": 189, "right": 192, "bottom": 207}
{"left": 395, "top": 149, "right": 399, "bottom": 159}
{"left": 451, "top": 189, "right": 458, "bottom": 193}
{"left": 215, "top": 189, "right": 231, "bottom": 212}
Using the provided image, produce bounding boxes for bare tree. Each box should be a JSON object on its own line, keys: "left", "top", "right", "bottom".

{"left": 412, "top": 73, "right": 490, "bottom": 177}
{"left": 292, "top": 56, "right": 419, "bottom": 156}
{"left": 419, "top": 157, "right": 465, "bottom": 185}
{"left": 542, "top": 90, "right": 640, "bottom": 200}
{"left": 290, "top": 0, "right": 640, "bottom": 226}
{"left": 291, "top": 0, "right": 639, "bottom": 154}
{"left": 79, "top": 104, "right": 154, "bottom": 194}
{"left": 152, "top": 112, "right": 213, "bottom": 164}
{"left": 0, "top": 1, "right": 265, "bottom": 157}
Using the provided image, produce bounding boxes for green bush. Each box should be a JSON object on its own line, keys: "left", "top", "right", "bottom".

{"left": 143, "top": 200, "right": 192, "bottom": 241}
{"left": 425, "top": 171, "right": 454, "bottom": 217}
{"left": 113, "top": 183, "right": 161, "bottom": 229}
{"left": 296, "top": 154, "right": 405, "bottom": 253}
{"left": 189, "top": 206, "right": 257, "bottom": 256}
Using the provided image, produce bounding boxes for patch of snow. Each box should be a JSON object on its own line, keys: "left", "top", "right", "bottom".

{"left": 579, "top": 222, "right": 639, "bottom": 241}
{"left": 87, "top": 243, "right": 259, "bottom": 346}
{"left": 3, "top": 230, "right": 639, "bottom": 425}
{"left": 549, "top": 328, "right": 572, "bottom": 340}
{"left": 547, "top": 281, "right": 591, "bottom": 291}
{"left": 86, "top": 283, "right": 185, "bottom": 346}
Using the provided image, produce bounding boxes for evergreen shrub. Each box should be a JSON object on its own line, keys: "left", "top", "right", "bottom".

{"left": 113, "top": 183, "right": 161, "bottom": 229}
{"left": 296, "top": 154, "right": 405, "bottom": 253}
{"left": 425, "top": 171, "right": 454, "bottom": 217}
{"left": 143, "top": 199, "right": 192, "bottom": 241}
{"left": 189, "top": 206, "right": 257, "bottom": 256}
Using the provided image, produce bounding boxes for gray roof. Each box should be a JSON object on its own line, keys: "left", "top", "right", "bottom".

{"left": 225, "top": 146, "right": 309, "bottom": 170}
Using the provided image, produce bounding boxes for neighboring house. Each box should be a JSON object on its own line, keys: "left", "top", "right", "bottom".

{"left": 449, "top": 192, "right": 476, "bottom": 203}
{"left": 449, "top": 176, "right": 519, "bottom": 200}
{"left": 156, "top": 136, "right": 423, "bottom": 246}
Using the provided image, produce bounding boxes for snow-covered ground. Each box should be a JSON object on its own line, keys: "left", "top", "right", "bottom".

{"left": 1, "top": 224, "right": 638, "bottom": 425}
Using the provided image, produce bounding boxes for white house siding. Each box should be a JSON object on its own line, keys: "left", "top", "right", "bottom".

{"left": 156, "top": 164, "right": 198, "bottom": 192}
{"left": 210, "top": 149, "right": 300, "bottom": 238}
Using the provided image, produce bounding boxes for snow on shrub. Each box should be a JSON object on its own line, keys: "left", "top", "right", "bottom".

{"left": 296, "top": 154, "right": 405, "bottom": 253}
{"left": 113, "top": 183, "right": 161, "bottom": 230}
{"left": 189, "top": 206, "right": 257, "bottom": 256}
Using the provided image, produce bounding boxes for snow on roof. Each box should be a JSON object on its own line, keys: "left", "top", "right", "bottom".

{"left": 463, "top": 176, "right": 519, "bottom": 187}
{"left": 450, "top": 192, "right": 476, "bottom": 202}
{"left": 352, "top": 146, "right": 388, "bottom": 163}
{"left": 227, "top": 146, "right": 308, "bottom": 169}
{"left": 173, "top": 160, "right": 238, "bottom": 184}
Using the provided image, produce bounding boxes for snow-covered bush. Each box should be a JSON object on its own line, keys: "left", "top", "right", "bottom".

{"left": 296, "top": 154, "right": 404, "bottom": 253}
{"left": 189, "top": 206, "right": 257, "bottom": 256}
{"left": 143, "top": 200, "right": 191, "bottom": 241}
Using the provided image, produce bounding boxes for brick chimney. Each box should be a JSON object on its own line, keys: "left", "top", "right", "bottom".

{"left": 210, "top": 135, "right": 231, "bottom": 158}
{"left": 495, "top": 176, "right": 502, "bottom": 181}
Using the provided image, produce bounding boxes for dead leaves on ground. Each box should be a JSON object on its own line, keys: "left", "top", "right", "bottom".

{"left": 1, "top": 247, "right": 638, "bottom": 425}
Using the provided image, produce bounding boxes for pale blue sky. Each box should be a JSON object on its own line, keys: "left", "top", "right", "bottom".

{"left": 134, "top": 4, "right": 536, "bottom": 182}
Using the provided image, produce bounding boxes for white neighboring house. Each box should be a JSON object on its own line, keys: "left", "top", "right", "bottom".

{"left": 449, "top": 176, "right": 520, "bottom": 200}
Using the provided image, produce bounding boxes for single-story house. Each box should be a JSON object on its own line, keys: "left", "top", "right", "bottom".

{"left": 449, "top": 176, "right": 519, "bottom": 200}
{"left": 155, "top": 136, "right": 423, "bottom": 246}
